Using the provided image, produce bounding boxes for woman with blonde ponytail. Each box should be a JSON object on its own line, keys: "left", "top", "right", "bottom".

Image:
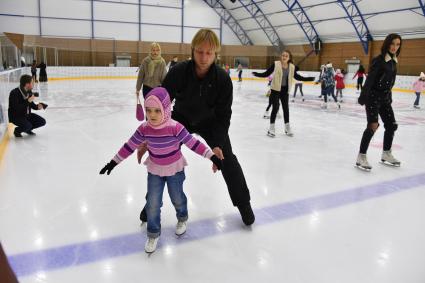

{"left": 136, "top": 42, "right": 167, "bottom": 98}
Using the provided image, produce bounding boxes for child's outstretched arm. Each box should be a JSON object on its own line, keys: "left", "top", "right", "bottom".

{"left": 175, "top": 123, "right": 223, "bottom": 171}
{"left": 100, "top": 126, "right": 146, "bottom": 175}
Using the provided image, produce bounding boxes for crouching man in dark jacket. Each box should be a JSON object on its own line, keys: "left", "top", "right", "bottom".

{"left": 8, "top": 74, "right": 47, "bottom": 138}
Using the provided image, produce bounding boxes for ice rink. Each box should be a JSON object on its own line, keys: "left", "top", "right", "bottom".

{"left": 1, "top": 78, "right": 425, "bottom": 283}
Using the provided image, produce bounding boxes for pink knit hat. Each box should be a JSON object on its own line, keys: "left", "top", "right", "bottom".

{"left": 144, "top": 87, "right": 172, "bottom": 129}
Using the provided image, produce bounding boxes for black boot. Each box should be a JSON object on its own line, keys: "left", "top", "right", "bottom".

{"left": 13, "top": 129, "right": 23, "bottom": 138}
{"left": 139, "top": 207, "right": 147, "bottom": 222}
{"left": 237, "top": 203, "right": 255, "bottom": 226}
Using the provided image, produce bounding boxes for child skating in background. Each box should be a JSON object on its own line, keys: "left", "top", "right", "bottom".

{"left": 335, "top": 69, "right": 345, "bottom": 102}
{"left": 100, "top": 87, "right": 222, "bottom": 253}
{"left": 412, "top": 72, "right": 425, "bottom": 109}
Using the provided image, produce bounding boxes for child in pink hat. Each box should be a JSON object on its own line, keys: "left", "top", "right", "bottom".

{"left": 100, "top": 87, "right": 222, "bottom": 253}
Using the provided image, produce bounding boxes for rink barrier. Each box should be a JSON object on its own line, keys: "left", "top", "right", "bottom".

{"left": 43, "top": 67, "right": 422, "bottom": 94}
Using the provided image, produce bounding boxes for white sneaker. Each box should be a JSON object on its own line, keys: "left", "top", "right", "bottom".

{"left": 381, "top": 150, "right": 401, "bottom": 167}
{"left": 356, "top": 153, "right": 372, "bottom": 171}
{"left": 175, "top": 221, "right": 187, "bottom": 236}
{"left": 145, "top": 237, "right": 159, "bottom": 253}
{"left": 267, "top": 124, "right": 275, "bottom": 137}
{"left": 284, "top": 123, "right": 293, "bottom": 137}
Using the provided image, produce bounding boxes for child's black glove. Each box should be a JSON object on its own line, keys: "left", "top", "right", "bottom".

{"left": 210, "top": 155, "right": 223, "bottom": 171}
{"left": 99, "top": 160, "right": 117, "bottom": 175}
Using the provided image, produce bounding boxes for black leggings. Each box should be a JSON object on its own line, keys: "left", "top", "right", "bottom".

{"left": 266, "top": 94, "right": 272, "bottom": 111}
{"left": 357, "top": 77, "right": 364, "bottom": 91}
{"left": 270, "top": 86, "right": 289, "bottom": 124}
{"left": 359, "top": 99, "right": 397, "bottom": 154}
{"left": 293, "top": 83, "right": 304, "bottom": 97}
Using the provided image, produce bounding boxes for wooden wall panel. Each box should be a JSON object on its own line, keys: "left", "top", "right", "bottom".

{"left": 6, "top": 32, "right": 423, "bottom": 74}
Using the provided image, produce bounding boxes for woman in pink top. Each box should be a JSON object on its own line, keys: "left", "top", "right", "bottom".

{"left": 100, "top": 87, "right": 222, "bottom": 253}
{"left": 413, "top": 72, "right": 425, "bottom": 109}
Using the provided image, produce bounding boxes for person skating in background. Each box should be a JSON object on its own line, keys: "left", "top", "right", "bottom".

{"left": 31, "top": 60, "right": 38, "bottom": 83}
{"left": 237, "top": 63, "right": 243, "bottom": 82}
{"left": 37, "top": 62, "right": 48, "bottom": 82}
{"left": 252, "top": 50, "right": 315, "bottom": 137}
{"left": 136, "top": 42, "right": 167, "bottom": 98}
{"left": 412, "top": 72, "right": 425, "bottom": 109}
{"left": 224, "top": 64, "right": 231, "bottom": 76}
{"left": 353, "top": 65, "right": 366, "bottom": 92}
{"left": 317, "top": 64, "right": 326, "bottom": 99}
{"left": 319, "top": 63, "right": 340, "bottom": 109}
{"left": 292, "top": 78, "right": 305, "bottom": 102}
{"left": 356, "top": 33, "right": 402, "bottom": 171}
{"left": 100, "top": 87, "right": 222, "bottom": 253}
{"left": 263, "top": 75, "right": 274, "bottom": 119}
{"left": 335, "top": 69, "right": 345, "bottom": 102}
{"left": 168, "top": 56, "right": 179, "bottom": 70}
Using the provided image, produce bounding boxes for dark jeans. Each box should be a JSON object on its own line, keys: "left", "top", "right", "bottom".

{"left": 11, "top": 113, "right": 46, "bottom": 134}
{"left": 142, "top": 85, "right": 153, "bottom": 98}
{"left": 140, "top": 116, "right": 251, "bottom": 217}
{"left": 293, "top": 83, "right": 304, "bottom": 97}
{"left": 146, "top": 171, "right": 187, "bottom": 238}
{"left": 238, "top": 70, "right": 242, "bottom": 81}
{"left": 357, "top": 77, "right": 364, "bottom": 91}
{"left": 323, "top": 85, "right": 338, "bottom": 102}
{"left": 270, "top": 86, "right": 289, "bottom": 124}
{"left": 414, "top": 92, "right": 420, "bottom": 106}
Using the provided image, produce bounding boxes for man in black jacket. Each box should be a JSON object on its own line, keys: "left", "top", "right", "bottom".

{"left": 8, "top": 74, "right": 46, "bottom": 138}
{"left": 138, "top": 29, "right": 255, "bottom": 225}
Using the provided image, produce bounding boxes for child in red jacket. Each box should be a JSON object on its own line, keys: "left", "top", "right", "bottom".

{"left": 335, "top": 69, "right": 345, "bottom": 102}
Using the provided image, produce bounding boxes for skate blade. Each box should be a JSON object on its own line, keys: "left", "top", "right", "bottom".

{"left": 285, "top": 132, "right": 294, "bottom": 137}
{"left": 380, "top": 160, "right": 401, "bottom": 167}
{"left": 267, "top": 132, "right": 275, "bottom": 138}
{"left": 355, "top": 164, "right": 371, "bottom": 172}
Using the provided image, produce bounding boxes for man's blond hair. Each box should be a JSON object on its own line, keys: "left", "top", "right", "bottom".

{"left": 191, "top": 29, "right": 221, "bottom": 52}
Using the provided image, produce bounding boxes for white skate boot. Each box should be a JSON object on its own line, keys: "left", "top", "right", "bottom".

{"left": 381, "top": 150, "right": 401, "bottom": 167}
{"left": 263, "top": 110, "right": 270, "bottom": 119}
{"left": 175, "top": 221, "right": 187, "bottom": 236}
{"left": 145, "top": 237, "right": 159, "bottom": 253}
{"left": 355, "top": 153, "right": 372, "bottom": 171}
{"left": 284, "top": 123, "right": 293, "bottom": 137}
{"left": 267, "top": 124, "right": 276, "bottom": 137}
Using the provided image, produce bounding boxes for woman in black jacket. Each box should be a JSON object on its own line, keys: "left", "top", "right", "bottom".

{"left": 252, "top": 50, "right": 314, "bottom": 137}
{"left": 356, "top": 34, "right": 402, "bottom": 171}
